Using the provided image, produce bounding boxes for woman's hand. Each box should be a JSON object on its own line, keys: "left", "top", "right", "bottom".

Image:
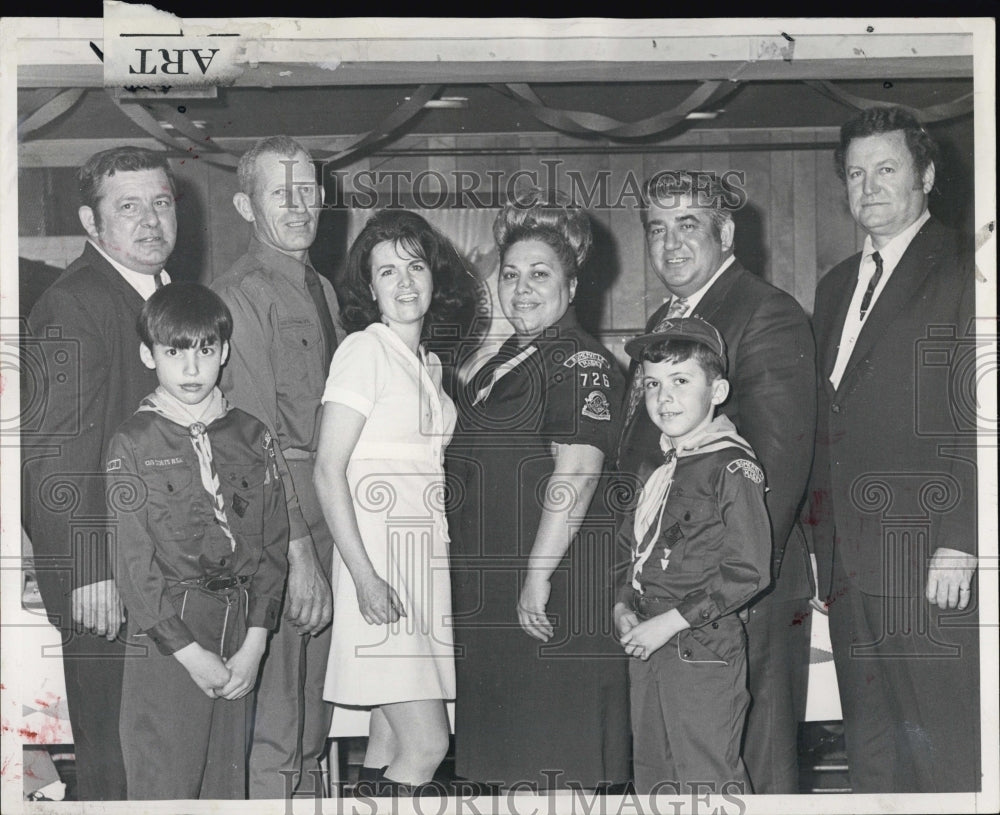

{"left": 517, "top": 574, "right": 554, "bottom": 642}
{"left": 356, "top": 572, "right": 407, "bottom": 625}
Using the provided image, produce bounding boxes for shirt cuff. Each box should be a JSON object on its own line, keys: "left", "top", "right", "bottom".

{"left": 144, "top": 614, "right": 196, "bottom": 656}
{"left": 676, "top": 591, "right": 721, "bottom": 629}
{"left": 248, "top": 594, "right": 282, "bottom": 631}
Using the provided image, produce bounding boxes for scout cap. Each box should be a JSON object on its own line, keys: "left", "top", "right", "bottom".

{"left": 625, "top": 316, "right": 726, "bottom": 361}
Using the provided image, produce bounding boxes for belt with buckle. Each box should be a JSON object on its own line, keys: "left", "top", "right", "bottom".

{"left": 632, "top": 591, "right": 676, "bottom": 621}
{"left": 177, "top": 574, "right": 251, "bottom": 594}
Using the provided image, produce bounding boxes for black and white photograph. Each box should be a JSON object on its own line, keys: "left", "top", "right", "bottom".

{"left": 1, "top": 10, "right": 996, "bottom": 815}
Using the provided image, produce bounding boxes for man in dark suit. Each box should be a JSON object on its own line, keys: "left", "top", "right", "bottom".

{"left": 23, "top": 146, "right": 177, "bottom": 800}
{"left": 810, "top": 107, "right": 979, "bottom": 793}
{"left": 617, "top": 171, "right": 816, "bottom": 794}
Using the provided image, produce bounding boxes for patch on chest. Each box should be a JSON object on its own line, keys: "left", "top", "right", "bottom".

{"left": 106, "top": 458, "right": 121, "bottom": 472}
{"left": 582, "top": 390, "right": 611, "bottom": 421}
{"left": 231, "top": 492, "right": 249, "bottom": 518}
{"left": 727, "top": 458, "right": 764, "bottom": 484}
{"left": 144, "top": 457, "right": 185, "bottom": 467}
{"left": 562, "top": 351, "right": 608, "bottom": 370}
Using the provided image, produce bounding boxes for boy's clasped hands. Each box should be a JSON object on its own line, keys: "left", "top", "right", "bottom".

{"left": 173, "top": 628, "right": 268, "bottom": 699}
{"left": 613, "top": 602, "right": 690, "bottom": 661}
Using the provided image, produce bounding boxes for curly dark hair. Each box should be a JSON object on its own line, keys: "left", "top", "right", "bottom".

{"left": 834, "top": 106, "right": 940, "bottom": 185}
{"left": 493, "top": 187, "right": 592, "bottom": 278}
{"left": 340, "top": 210, "right": 477, "bottom": 339}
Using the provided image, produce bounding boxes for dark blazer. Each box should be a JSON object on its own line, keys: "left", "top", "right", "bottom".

{"left": 810, "top": 217, "right": 977, "bottom": 597}
{"left": 619, "top": 259, "right": 817, "bottom": 582}
{"left": 23, "top": 242, "right": 158, "bottom": 626}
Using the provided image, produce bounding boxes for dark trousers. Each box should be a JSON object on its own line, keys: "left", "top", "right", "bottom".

{"left": 119, "top": 586, "right": 250, "bottom": 799}
{"left": 828, "top": 555, "right": 981, "bottom": 793}
{"left": 61, "top": 631, "right": 128, "bottom": 800}
{"left": 742, "top": 537, "right": 812, "bottom": 794}
{"left": 248, "top": 459, "right": 334, "bottom": 799}
{"left": 630, "top": 614, "right": 751, "bottom": 795}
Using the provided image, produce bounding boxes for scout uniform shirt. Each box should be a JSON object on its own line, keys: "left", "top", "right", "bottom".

{"left": 620, "top": 414, "right": 771, "bottom": 634}
{"left": 106, "top": 387, "right": 288, "bottom": 655}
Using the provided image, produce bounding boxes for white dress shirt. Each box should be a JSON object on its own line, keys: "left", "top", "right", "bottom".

{"left": 661, "top": 255, "right": 736, "bottom": 313}
{"left": 829, "top": 210, "right": 930, "bottom": 390}
{"left": 88, "top": 239, "right": 170, "bottom": 300}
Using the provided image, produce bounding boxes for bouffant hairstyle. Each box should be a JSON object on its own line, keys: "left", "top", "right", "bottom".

{"left": 493, "top": 188, "right": 593, "bottom": 278}
{"left": 834, "top": 106, "right": 939, "bottom": 185}
{"left": 78, "top": 147, "right": 175, "bottom": 227}
{"left": 340, "top": 209, "right": 476, "bottom": 338}
{"left": 642, "top": 338, "right": 727, "bottom": 381}
{"left": 138, "top": 281, "right": 233, "bottom": 350}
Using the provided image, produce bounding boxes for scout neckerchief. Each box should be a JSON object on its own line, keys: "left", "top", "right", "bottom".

{"left": 137, "top": 386, "right": 237, "bottom": 552}
{"left": 630, "top": 414, "right": 755, "bottom": 592}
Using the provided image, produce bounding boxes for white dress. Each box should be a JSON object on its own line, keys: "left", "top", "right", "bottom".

{"left": 321, "top": 323, "right": 457, "bottom": 705}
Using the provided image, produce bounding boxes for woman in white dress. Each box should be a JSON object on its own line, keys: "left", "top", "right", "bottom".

{"left": 313, "top": 210, "right": 475, "bottom": 795}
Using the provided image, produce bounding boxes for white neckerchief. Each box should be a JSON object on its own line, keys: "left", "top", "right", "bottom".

{"left": 630, "top": 414, "right": 755, "bottom": 592}
{"left": 472, "top": 344, "right": 538, "bottom": 406}
{"left": 138, "top": 386, "right": 236, "bottom": 551}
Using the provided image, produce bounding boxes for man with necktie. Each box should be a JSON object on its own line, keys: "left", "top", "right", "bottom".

{"left": 617, "top": 170, "right": 816, "bottom": 793}
{"left": 212, "top": 135, "right": 343, "bottom": 799}
{"left": 810, "top": 106, "right": 979, "bottom": 792}
{"left": 23, "top": 146, "right": 177, "bottom": 800}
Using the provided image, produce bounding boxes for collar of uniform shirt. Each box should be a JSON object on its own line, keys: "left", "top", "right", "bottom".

{"left": 859, "top": 208, "right": 931, "bottom": 287}
{"left": 660, "top": 255, "right": 735, "bottom": 312}
{"left": 247, "top": 233, "right": 316, "bottom": 285}
{"left": 87, "top": 238, "right": 170, "bottom": 299}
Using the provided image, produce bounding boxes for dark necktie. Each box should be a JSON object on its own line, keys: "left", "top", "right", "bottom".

{"left": 155, "top": 271, "right": 165, "bottom": 289}
{"left": 304, "top": 266, "right": 338, "bottom": 369}
{"left": 859, "top": 251, "right": 883, "bottom": 320}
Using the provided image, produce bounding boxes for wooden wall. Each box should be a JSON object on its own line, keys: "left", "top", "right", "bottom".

{"left": 18, "top": 127, "right": 870, "bottom": 341}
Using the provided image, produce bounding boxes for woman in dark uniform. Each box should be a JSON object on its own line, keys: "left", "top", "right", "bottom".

{"left": 448, "top": 191, "right": 630, "bottom": 790}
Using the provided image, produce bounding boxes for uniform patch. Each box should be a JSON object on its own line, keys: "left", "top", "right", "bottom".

{"left": 563, "top": 351, "right": 608, "bottom": 370}
{"left": 727, "top": 459, "right": 764, "bottom": 484}
{"left": 144, "top": 457, "right": 184, "bottom": 467}
{"left": 231, "top": 492, "right": 249, "bottom": 518}
{"left": 106, "top": 458, "right": 121, "bottom": 472}
{"left": 582, "top": 390, "right": 611, "bottom": 421}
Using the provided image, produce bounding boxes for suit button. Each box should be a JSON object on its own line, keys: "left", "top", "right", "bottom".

{"left": 712, "top": 622, "right": 719, "bottom": 629}
{"left": 831, "top": 404, "right": 841, "bottom": 413}
{"left": 682, "top": 649, "right": 692, "bottom": 659}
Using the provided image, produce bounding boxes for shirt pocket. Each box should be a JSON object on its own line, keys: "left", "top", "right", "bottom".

{"left": 219, "top": 463, "right": 266, "bottom": 548}
{"left": 144, "top": 464, "right": 197, "bottom": 541}
{"left": 662, "top": 494, "right": 716, "bottom": 573}
{"left": 276, "top": 317, "right": 321, "bottom": 384}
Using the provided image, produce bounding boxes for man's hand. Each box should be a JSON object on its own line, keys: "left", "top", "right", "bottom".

{"left": 285, "top": 536, "right": 333, "bottom": 635}
{"left": 926, "top": 547, "right": 978, "bottom": 610}
{"left": 173, "top": 642, "right": 232, "bottom": 698}
{"left": 70, "top": 579, "right": 125, "bottom": 640}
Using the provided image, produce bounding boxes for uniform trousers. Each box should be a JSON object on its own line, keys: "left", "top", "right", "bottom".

{"left": 629, "top": 613, "right": 751, "bottom": 795}
{"left": 827, "top": 554, "right": 981, "bottom": 793}
{"left": 249, "top": 458, "right": 334, "bottom": 799}
{"left": 120, "top": 585, "right": 249, "bottom": 799}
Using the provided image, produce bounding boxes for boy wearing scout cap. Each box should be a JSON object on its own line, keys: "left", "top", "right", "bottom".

{"left": 612, "top": 316, "right": 771, "bottom": 795}
{"left": 104, "top": 282, "right": 288, "bottom": 799}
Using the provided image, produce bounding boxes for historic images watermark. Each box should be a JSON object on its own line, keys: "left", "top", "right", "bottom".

{"left": 273, "top": 160, "right": 749, "bottom": 212}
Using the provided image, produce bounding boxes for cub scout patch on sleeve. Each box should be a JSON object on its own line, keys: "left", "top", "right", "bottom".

{"left": 106, "top": 458, "right": 121, "bottom": 472}
{"left": 563, "top": 351, "right": 608, "bottom": 370}
{"left": 231, "top": 492, "right": 249, "bottom": 518}
{"left": 582, "top": 390, "right": 611, "bottom": 421}
{"left": 727, "top": 459, "right": 764, "bottom": 484}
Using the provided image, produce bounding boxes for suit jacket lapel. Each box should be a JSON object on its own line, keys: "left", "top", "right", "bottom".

{"left": 836, "top": 222, "right": 938, "bottom": 392}
{"left": 690, "top": 260, "right": 742, "bottom": 324}
{"left": 819, "top": 256, "right": 859, "bottom": 398}
{"left": 81, "top": 242, "right": 148, "bottom": 311}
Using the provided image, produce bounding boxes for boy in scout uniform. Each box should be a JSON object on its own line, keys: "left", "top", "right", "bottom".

{"left": 613, "top": 317, "right": 771, "bottom": 795}
{"left": 105, "top": 283, "right": 288, "bottom": 799}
